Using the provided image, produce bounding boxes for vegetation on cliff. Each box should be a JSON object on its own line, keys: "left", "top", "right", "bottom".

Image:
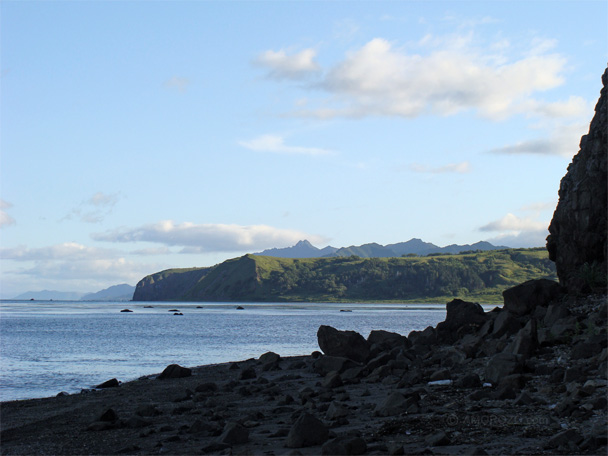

{"left": 133, "top": 248, "right": 556, "bottom": 303}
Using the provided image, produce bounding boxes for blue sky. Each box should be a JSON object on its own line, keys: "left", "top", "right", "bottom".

{"left": 1, "top": 1, "right": 606, "bottom": 297}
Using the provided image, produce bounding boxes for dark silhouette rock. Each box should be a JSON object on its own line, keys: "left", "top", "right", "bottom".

{"left": 484, "top": 353, "right": 523, "bottom": 384}
{"left": 120, "top": 309, "right": 133, "bottom": 313}
{"left": 95, "top": 378, "right": 119, "bottom": 389}
{"left": 436, "top": 299, "right": 488, "bottom": 343}
{"left": 219, "top": 422, "right": 249, "bottom": 444}
{"left": 547, "top": 67, "right": 607, "bottom": 294}
{"left": 313, "top": 356, "right": 358, "bottom": 376}
{"left": 321, "top": 436, "right": 367, "bottom": 455}
{"left": 367, "top": 330, "right": 411, "bottom": 351}
{"left": 317, "top": 325, "right": 370, "bottom": 363}
{"left": 157, "top": 364, "right": 192, "bottom": 380}
{"left": 285, "top": 413, "right": 329, "bottom": 448}
{"left": 502, "top": 279, "right": 564, "bottom": 316}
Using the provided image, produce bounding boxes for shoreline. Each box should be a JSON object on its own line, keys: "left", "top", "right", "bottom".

{"left": 2, "top": 293, "right": 606, "bottom": 455}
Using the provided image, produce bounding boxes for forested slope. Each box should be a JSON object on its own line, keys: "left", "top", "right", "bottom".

{"left": 133, "top": 248, "right": 556, "bottom": 303}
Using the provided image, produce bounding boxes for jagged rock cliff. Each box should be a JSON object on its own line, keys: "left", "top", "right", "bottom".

{"left": 547, "top": 67, "right": 608, "bottom": 294}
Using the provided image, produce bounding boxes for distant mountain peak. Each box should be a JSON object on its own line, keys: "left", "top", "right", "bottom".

{"left": 255, "top": 238, "right": 509, "bottom": 259}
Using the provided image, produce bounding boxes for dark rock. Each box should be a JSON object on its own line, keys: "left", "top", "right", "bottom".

{"left": 219, "top": 422, "right": 249, "bottom": 444}
{"left": 455, "top": 373, "right": 482, "bottom": 388}
{"left": 321, "top": 436, "right": 367, "bottom": 455}
{"left": 313, "top": 356, "right": 358, "bottom": 376}
{"left": 135, "top": 404, "right": 160, "bottom": 417}
{"left": 120, "top": 309, "right": 133, "bottom": 313}
{"left": 571, "top": 341, "right": 602, "bottom": 360}
{"left": 484, "top": 353, "right": 523, "bottom": 384}
{"left": 546, "top": 429, "right": 584, "bottom": 448}
{"left": 325, "top": 402, "right": 349, "bottom": 420}
{"left": 95, "top": 378, "right": 119, "bottom": 389}
{"left": 374, "top": 391, "right": 408, "bottom": 417}
{"left": 157, "top": 364, "right": 192, "bottom": 380}
{"left": 543, "top": 303, "right": 570, "bottom": 327}
{"left": 491, "top": 310, "right": 522, "bottom": 338}
{"left": 125, "top": 416, "right": 152, "bottom": 428}
{"left": 429, "top": 368, "right": 451, "bottom": 381}
{"left": 285, "top": 413, "right": 329, "bottom": 448}
{"left": 317, "top": 325, "right": 370, "bottom": 363}
{"left": 436, "top": 299, "right": 487, "bottom": 342}
{"left": 408, "top": 326, "right": 437, "bottom": 346}
{"left": 236, "top": 306, "right": 244, "bottom": 310}
{"left": 366, "top": 352, "right": 392, "bottom": 372}
{"left": 367, "top": 330, "right": 411, "bottom": 351}
{"left": 547, "top": 67, "right": 607, "bottom": 294}
{"left": 259, "top": 351, "right": 281, "bottom": 367}
{"left": 425, "top": 430, "right": 450, "bottom": 446}
{"left": 502, "top": 279, "right": 564, "bottom": 316}
{"left": 506, "top": 319, "right": 538, "bottom": 358}
{"left": 239, "top": 366, "right": 257, "bottom": 380}
{"left": 195, "top": 382, "right": 219, "bottom": 393}
{"left": 322, "top": 371, "right": 343, "bottom": 389}
{"left": 99, "top": 408, "right": 119, "bottom": 422}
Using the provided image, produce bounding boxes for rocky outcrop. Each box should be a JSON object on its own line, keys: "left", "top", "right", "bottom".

{"left": 317, "top": 325, "right": 370, "bottom": 363}
{"left": 547, "top": 67, "right": 607, "bottom": 294}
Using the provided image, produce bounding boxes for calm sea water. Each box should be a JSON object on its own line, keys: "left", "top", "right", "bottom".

{"left": 0, "top": 300, "right": 467, "bottom": 402}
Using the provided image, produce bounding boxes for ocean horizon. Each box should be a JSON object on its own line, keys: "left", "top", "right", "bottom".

{"left": 0, "top": 300, "right": 498, "bottom": 402}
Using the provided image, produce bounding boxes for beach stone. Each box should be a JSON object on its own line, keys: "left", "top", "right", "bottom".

{"left": 425, "top": 430, "right": 451, "bottom": 446}
{"left": 195, "top": 382, "right": 219, "bottom": 393}
{"left": 219, "top": 422, "right": 249, "bottom": 444}
{"left": 313, "top": 356, "right": 357, "bottom": 376}
{"left": 455, "top": 373, "right": 482, "bottom": 389}
{"left": 502, "top": 279, "right": 564, "bottom": 316}
{"left": 491, "top": 310, "right": 522, "bottom": 338}
{"left": 408, "top": 325, "right": 437, "bottom": 346}
{"left": 374, "top": 391, "right": 408, "bottom": 417}
{"left": 285, "top": 413, "right": 329, "bottom": 448}
{"left": 506, "top": 319, "right": 538, "bottom": 358}
{"left": 317, "top": 325, "right": 370, "bottom": 363}
{"left": 484, "top": 353, "right": 523, "bottom": 384}
{"left": 546, "top": 429, "right": 584, "bottom": 449}
{"left": 322, "top": 371, "right": 343, "bottom": 389}
{"left": 436, "top": 299, "right": 487, "bottom": 342}
{"left": 157, "top": 364, "right": 192, "bottom": 380}
{"left": 135, "top": 404, "right": 160, "bottom": 417}
{"left": 326, "top": 402, "right": 349, "bottom": 420}
{"left": 95, "top": 378, "right": 119, "bottom": 389}
{"left": 239, "top": 366, "right": 257, "bottom": 380}
{"left": 99, "top": 408, "right": 119, "bottom": 422}
{"left": 321, "top": 436, "right": 367, "bottom": 455}
{"left": 367, "top": 330, "right": 411, "bottom": 351}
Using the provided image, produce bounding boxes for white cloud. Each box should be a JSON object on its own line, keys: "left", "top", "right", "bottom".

{"left": 93, "top": 220, "right": 328, "bottom": 253}
{"left": 265, "top": 36, "right": 572, "bottom": 120}
{"left": 238, "top": 134, "right": 333, "bottom": 156}
{"left": 0, "top": 199, "right": 15, "bottom": 228}
{"left": 63, "top": 191, "right": 121, "bottom": 224}
{"left": 480, "top": 213, "right": 547, "bottom": 232}
{"left": 255, "top": 48, "right": 320, "bottom": 80}
{"left": 0, "top": 243, "right": 118, "bottom": 261}
{"left": 409, "top": 161, "right": 471, "bottom": 174}
{"left": 131, "top": 247, "right": 172, "bottom": 256}
{"left": 480, "top": 213, "right": 549, "bottom": 248}
{"left": 164, "top": 76, "right": 190, "bottom": 93}
{"left": 488, "top": 123, "right": 588, "bottom": 158}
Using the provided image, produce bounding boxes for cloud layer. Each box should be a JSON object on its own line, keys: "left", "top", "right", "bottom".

{"left": 238, "top": 134, "right": 333, "bottom": 156}
{"left": 93, "top": 221, "right": 327, "bottom": 253}
{"left": 0, "top": 199, "right": 15, "bottom": 228}
{"left": 410, "top": 161, "right": 471, "bottom": 174}
{"left": 260, "top": 37, "right": 577, "bottom": 121}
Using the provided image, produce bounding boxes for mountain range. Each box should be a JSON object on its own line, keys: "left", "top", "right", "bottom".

{"left": 13, "top": 284, "right": 135, "bottom": 301}
{"left": 254, "top": 238, "right": 508, "bottom": 258}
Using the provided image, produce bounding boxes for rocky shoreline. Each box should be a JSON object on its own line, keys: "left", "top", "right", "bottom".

{"left": 0, "top": 290, "right": 606, "bottom": 455}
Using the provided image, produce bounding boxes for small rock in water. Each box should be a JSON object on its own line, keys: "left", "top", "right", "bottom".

{"left": 120, "top": 309, "right": 133, "bottom": 313}
{"left": 236, "top": 306, "right": 245, "bottom": 310}
{"left": 173, "top": 312, "right": 183, "bottom": 316}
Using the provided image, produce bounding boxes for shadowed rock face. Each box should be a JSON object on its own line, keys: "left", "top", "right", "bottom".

{"left": 547, "top": 67, "right": 607, "bottom": 294}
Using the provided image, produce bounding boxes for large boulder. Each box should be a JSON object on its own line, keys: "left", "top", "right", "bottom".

{"left": 547, "top": 67, "right": 607, "bottom": 294}
{"left": 157, "top": 364, "right": 192, "bottom": 380}
{"left": 436, "top": 299, "right": 487, "bottom": 343}
{"left": 317, "top": 325, "right": 370, "bottom": 363}
{"left": 367, "top": 329, "right": 411, "bottom": 351}
{"left": 502, "top": 279, "right": 564, "bottom": 316}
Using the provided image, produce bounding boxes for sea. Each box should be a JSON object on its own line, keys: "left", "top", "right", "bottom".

{"left": 0, "top": 300, "right": 493, "bottom": 402}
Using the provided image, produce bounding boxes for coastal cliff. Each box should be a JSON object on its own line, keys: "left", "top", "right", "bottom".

{"left": 547, "top": 67, "right": 608, "bottom": 294}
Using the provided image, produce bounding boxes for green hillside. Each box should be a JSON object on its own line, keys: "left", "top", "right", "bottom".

{"left": 133, "top": 248, "right": 557, "bottom": 303}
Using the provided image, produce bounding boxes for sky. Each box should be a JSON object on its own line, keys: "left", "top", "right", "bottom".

{"left": 1, "top": 1, "right": 606, "bottom": 298}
